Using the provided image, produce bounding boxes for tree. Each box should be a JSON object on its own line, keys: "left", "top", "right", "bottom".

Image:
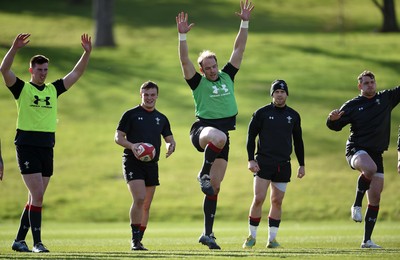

{"left": 372, "top": 0, "right": 399, "bottom": 32}
{"left": 93, "top": 0, "right": 116, "bottom": 47}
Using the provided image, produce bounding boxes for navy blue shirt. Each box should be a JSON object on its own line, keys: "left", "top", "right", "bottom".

{"left": 247, "top": 103, "right": 305, "bottom": 165}
{"left": 327, "top": 86, "right": 400, "bottom": 153}
{"left": 116, "top": 105, "right": 173, "bottom": 162}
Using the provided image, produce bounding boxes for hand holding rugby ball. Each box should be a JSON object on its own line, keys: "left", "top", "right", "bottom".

{"left": 134, "top": 143, "right": 156, "bottom": 162}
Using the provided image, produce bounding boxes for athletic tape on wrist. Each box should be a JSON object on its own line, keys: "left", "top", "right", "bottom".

{"left": 241, "top": 20, "right": 249, "bottom": 28}
{"left": 179, "top": 33, "right": 187, "bottom": 41}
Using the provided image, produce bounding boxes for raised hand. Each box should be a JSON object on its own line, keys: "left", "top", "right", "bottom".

{"left": 176, "top": 12, "right": 195, "bottom": 34}
{"left": 235, "top": 0, "right": 255, "bottom": 21}
{"left": 80, "top": 33, "right": 92, "bottom": 53}
{"left": 12, "top": 33, "right": 30, "bottom": 50}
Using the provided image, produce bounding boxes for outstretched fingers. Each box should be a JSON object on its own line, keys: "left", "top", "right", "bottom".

{"left": 176, "top": 12, "right": 194, "bottom": 33}
{"left": 236, "top": 0, "right": 255, "bottom": 20}
{"left": 81, "top": 33, "right": 92, "bottom": 53}
{"left": 13, "top": 33, "right": 31, "bottom": 49}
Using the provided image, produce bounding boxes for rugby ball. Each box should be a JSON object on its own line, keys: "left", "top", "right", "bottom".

{"left": 135, "top": 143, "right": 156, "bottom": 162}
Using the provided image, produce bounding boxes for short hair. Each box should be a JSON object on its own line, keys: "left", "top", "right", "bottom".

{"left": 30, "top": 55, "right": 49, "bottom": 68}
{"left": 357, "top": 70, "right": 375, "bottom": 83}
{"left": 197, "top": 50, "right": 217, "bottom": 67}
{"left": 140, "top": 80, "right": 159, "bottom": 94}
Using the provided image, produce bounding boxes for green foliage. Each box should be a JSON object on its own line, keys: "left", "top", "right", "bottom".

{"left": 0, "top": 0, "right": 400, "bottom": 224}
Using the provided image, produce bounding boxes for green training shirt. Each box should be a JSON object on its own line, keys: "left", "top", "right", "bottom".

{"left": 16, "top": 82, "right": 58, "bottom": 132}
{"left": 192, "top": 71, "right": 238, "bottom": 119}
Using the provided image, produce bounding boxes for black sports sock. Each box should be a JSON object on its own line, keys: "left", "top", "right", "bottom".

{"left": 16, "top": 204, "right": 30, "bottom": 241}
{"left": 268, "top": 217, "right": 281, "bottom": 228}
{"left": 29, "top": 205, "right": 42, "bottom": 245}
{"left": 354, "top": 174, "right": 371, "bottom": 207}
{"left": 131, "top": 224, "right": 141, "bottom": 240}
{"left": 364, "top": 204, "right": 379, "bottom": 242}
{"left": 204, "top": 195, "right": 217, "bottom": 235}
{"left": 249, "top": 216, "right": 261, "bottom": 227}
{"left": 200, "top": 143, "right": 222, "bottom": 177}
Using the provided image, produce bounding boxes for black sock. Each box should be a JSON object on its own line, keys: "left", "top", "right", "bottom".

{"left": 131, "top": 224, "right": 140, "bottom": 240}
{"left": 249, "top": 216, "right": 261, "bottom": 226}
{"left": 200, "top": 143, "right": 222, "bottom": 177}
{"left": 16, "top": 204, "right": 30, "bottom": 241}
{"left": 364, "top": 204, "right": 379, "bottom": 242}
{"left": 354, "top": 174, "right": 371, "bottom": 207}
{"left": 29, "top": 205, "right": 42, "bottom": 245}
{"left": 204, "top": 195, "right": 217, "bottom": 235}
{"left": 268, "top": 217, "right": 281, "bottom": 228}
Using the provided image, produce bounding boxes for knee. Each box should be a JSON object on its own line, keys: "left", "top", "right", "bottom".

{"left": 363, "top": 165, "right": 377, "bottom": 177}
{"left": 253, "top": 196, "right": 265, "bottom": 207}
{"left": 31, "top": 193, "right": 44, "bottom": 206}
{"left": 134, "top": 197, "right": 145, "bottom": 207}
{"left": 211, "top": 132, "right": 227, "bottom": 148}
{"left": 271, "top": 197, "right": 283, "bottom": 209}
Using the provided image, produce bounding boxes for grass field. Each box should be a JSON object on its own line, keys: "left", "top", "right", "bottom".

{"left": 1, "top": 221, "right": 400, "bottom": 259}
{"left": 1, "top": 1, "right": 400, "bottom": 256}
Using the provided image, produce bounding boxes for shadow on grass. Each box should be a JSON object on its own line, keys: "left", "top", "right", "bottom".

{"left": 2, "top": 248, "right": 400, "bottom": 259}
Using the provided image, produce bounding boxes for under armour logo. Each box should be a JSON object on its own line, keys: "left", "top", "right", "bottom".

{"left": 358, "top": 107, "right": 364, "bottom": 111}
{"left": 138, "top": 117, "right": 143, "bottom": 120}
{"left": 212, "top": 86, "right": 219, "bottom": 94}
{"left": 155, "top": 117, "right": 160, "bottom": 125}
{"left": 34, "top": 95, "right": 50, "bottom": 106}
{"left": 269, "top": 116, "right": 274, "bottom": 120}
{"left": 287, "top": 116, "right": 292, "bottom": 123}
{"left": 33, "top": 227, "right": 41, "bottom": 232}
{"left": 368, "top": 217, "right": 377, "bottom": 222}
{"left": 128, "top": 172, "right": 134, "bottom": 178}
{"left": 205, "top": 160, "right": 214, "bottom": 166}
{"left": 376, "top": 99, "right": 380, "bottom": 105}
{"left": 211, "top": 84, "right": 229, "bottom": 94}
{"left": 24, "top": 161, "right": 30, "bottom": 169}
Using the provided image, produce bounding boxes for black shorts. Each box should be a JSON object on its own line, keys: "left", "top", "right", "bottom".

{"left": 255, "top": 161, "right": 291, "bottom": 183}
{"left": 122, "top": 155, "right": 160, "bottom": 186}
{"left": 16, "top": 145, "right": 54, "bottom": 177}
{"left": 346, "top": 147, "right": 384, "bottom": 173}
{"left": 189, "top": 121, "right": 230, "bottom": 161}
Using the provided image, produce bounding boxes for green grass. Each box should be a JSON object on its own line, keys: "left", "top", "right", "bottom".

{"left": 0, "top": 0, "right": 400, "bottom": 224}
{"left": 1, "top": 221, "right": 400, "bottom": 259}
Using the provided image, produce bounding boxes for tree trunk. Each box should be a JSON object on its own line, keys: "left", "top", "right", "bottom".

{"left": 93, "top": 0, "right": 116, "bottom": 47}
{"left": 372, "top": 0, "right": 399, "bottom": 32}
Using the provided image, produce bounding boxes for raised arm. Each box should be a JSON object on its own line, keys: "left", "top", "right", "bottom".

{"left": 176, "top": 12, "right": 197, "bottom": 80}
{"left": 63, "top": 34, "right": 92, "bottom": 90}
{"left": 229, "top": 0, "right": 255, "bottom": 69}
{"left": 0, "top": 33, "right": 31, "bottom": 87}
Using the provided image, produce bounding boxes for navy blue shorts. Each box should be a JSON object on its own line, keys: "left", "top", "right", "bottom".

{"left": 122, "top": 155, "right": 159, "bottom": 186}
{"left": 16, "top": 145, "right": 54, "bottom": 177}
{"left": 255, "top": 160, "right": 291, "bottom": 183}
{"left": 346, "top": 147, "right": 384, "bottom": 173}
{"left": 189, "top": 121, "right": 230, "bottom": 161}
